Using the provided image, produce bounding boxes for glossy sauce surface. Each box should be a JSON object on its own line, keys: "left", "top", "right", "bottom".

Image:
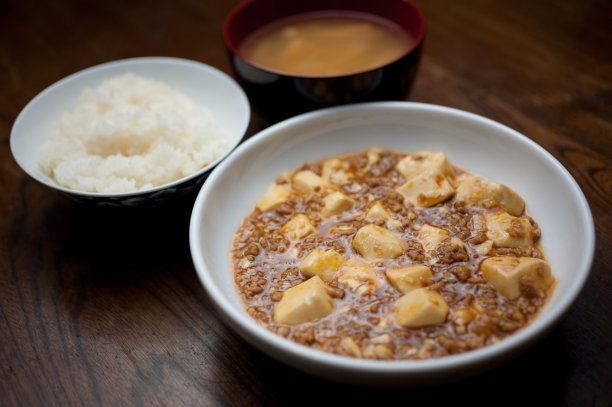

{"left": 231, "top": 148, "right": 554, "bottom": 360}
{"left": 239, "top": 12, "right": 413, "bottom": 76}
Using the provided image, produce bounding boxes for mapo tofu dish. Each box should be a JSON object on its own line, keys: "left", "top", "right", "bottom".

{"left": 230, "top": 148, "right": 554, "bottom": 360}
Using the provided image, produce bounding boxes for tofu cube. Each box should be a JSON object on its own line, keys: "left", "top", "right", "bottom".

{"left": 480, "top": 257, "right": 553, "bottom": 299}
{"left": 418, "top": 224, "right": 450, "bottom": 255}
{"left": 366, "top": 202, "right": 403, "bottom": 231}
{"left": 395, "top": 151, "right": 454, "bottom": 180}
{"left": 340, "top": 337, "right": 362, "bottom": 358}
{"left": 256, "top": 183, "right": 292, "bottom": 211}
{"left": 281, "top": 214, "right": 317, "bottom": 239}
{"left": 485, "top": 212, "right": 534, "bottom": 248}
{"left": 337, "top": 258, "right": 382, "bottom": 295}
{"left": 366, "top": 146, "right": 385, "bottom": 166}
{"left": 455, "top": 175, "right": 525, "bottom": 216}
{"left": 385, "top": 265, "right": 433, "bottom": 294}
{"left": 322, "top": 191, "right": 355, "bottom": 216}
{"left": 364, "top": 344, "right": 394, "bottom": 360}
{"left": 365, "top": 202, "right": 391, "bottom": 222}
{"left": 396, "top": 171, "right": 455, "bottom": 208}
{"left": 273, "top": 276, "right": 333, "bottom": 325}
{"left": 352, "top": 224, "right": 404, "bottom": 260}
{"left": 393, "top": 288, "right": 449, "bottom": 328}
{"left": 453, "top": 303, "right": 482, "bottom": 326}
{"left": 298, "top": 248, "right": 345, "bottom": 282}
{"left": 321, "top": 158, "right": 353, "bottom": 183}
{"left": 293, "top": 170, "right": 332, "bottom": 194}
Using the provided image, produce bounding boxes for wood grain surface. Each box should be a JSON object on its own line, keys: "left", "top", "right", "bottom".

{"left": 1, "top": 0, "right": 611, "bottom": 406}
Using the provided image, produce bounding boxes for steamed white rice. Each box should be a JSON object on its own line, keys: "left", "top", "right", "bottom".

{"left": 39, "top": 72, "right": 229, "bottom": 193}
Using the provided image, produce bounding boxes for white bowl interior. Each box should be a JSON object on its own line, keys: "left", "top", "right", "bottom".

{"left": 10, "top": 57, "right": 250, "bottom": 197}
{"left": 189, "top": 102, "right": 594, "bottom": 385}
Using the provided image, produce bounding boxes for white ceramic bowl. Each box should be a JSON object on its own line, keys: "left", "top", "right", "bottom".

{"left": 10, "top": 57, "right": 250, "bottom": 207}
{"left": 189, "top": 102, "right": 594, "bottom": 386}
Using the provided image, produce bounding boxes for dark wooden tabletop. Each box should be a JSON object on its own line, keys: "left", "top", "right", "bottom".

{"left": 2, "top": 0, "right": 611, "bottom": 406}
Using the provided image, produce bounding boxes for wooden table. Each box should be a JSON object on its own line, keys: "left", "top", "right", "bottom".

{"left": 2, "top": 0, "right": 611, "bottom": 405}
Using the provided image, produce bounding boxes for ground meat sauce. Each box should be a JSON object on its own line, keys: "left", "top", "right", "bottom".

{"left": 230, "top": 148, "right": 554, "bottom": 360}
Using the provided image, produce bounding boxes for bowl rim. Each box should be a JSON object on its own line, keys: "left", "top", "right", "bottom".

{"left": 10, "top": 56, "right": 250, "bottom": 199}
{"left": 223, "top": 0, "right": 426, "bottom": 79}
{"left": 190, "top": 101, "right": 595, "bottom": 382}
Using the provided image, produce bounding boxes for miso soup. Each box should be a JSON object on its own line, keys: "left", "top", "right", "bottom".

{"left": 239, "top": 11, "right": 414, "bottom": 76}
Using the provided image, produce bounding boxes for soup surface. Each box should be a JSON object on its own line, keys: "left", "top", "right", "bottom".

{"left": 230, "top": 148, "right": 555, "bottom": 360}
{"left": 239, "top": 12, "right": 413, "bottom": 76}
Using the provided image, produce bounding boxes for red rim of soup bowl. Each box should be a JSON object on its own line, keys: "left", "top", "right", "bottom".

{"left": 223, "top": 0, "right": 427, "bottom": 122}
{"left": 223, "top": 0, "right": 426, "bottom": 78}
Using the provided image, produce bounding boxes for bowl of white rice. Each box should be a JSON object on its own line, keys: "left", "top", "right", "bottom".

{"left": 10, "top": 57, "right": 250, "bottom": 207}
